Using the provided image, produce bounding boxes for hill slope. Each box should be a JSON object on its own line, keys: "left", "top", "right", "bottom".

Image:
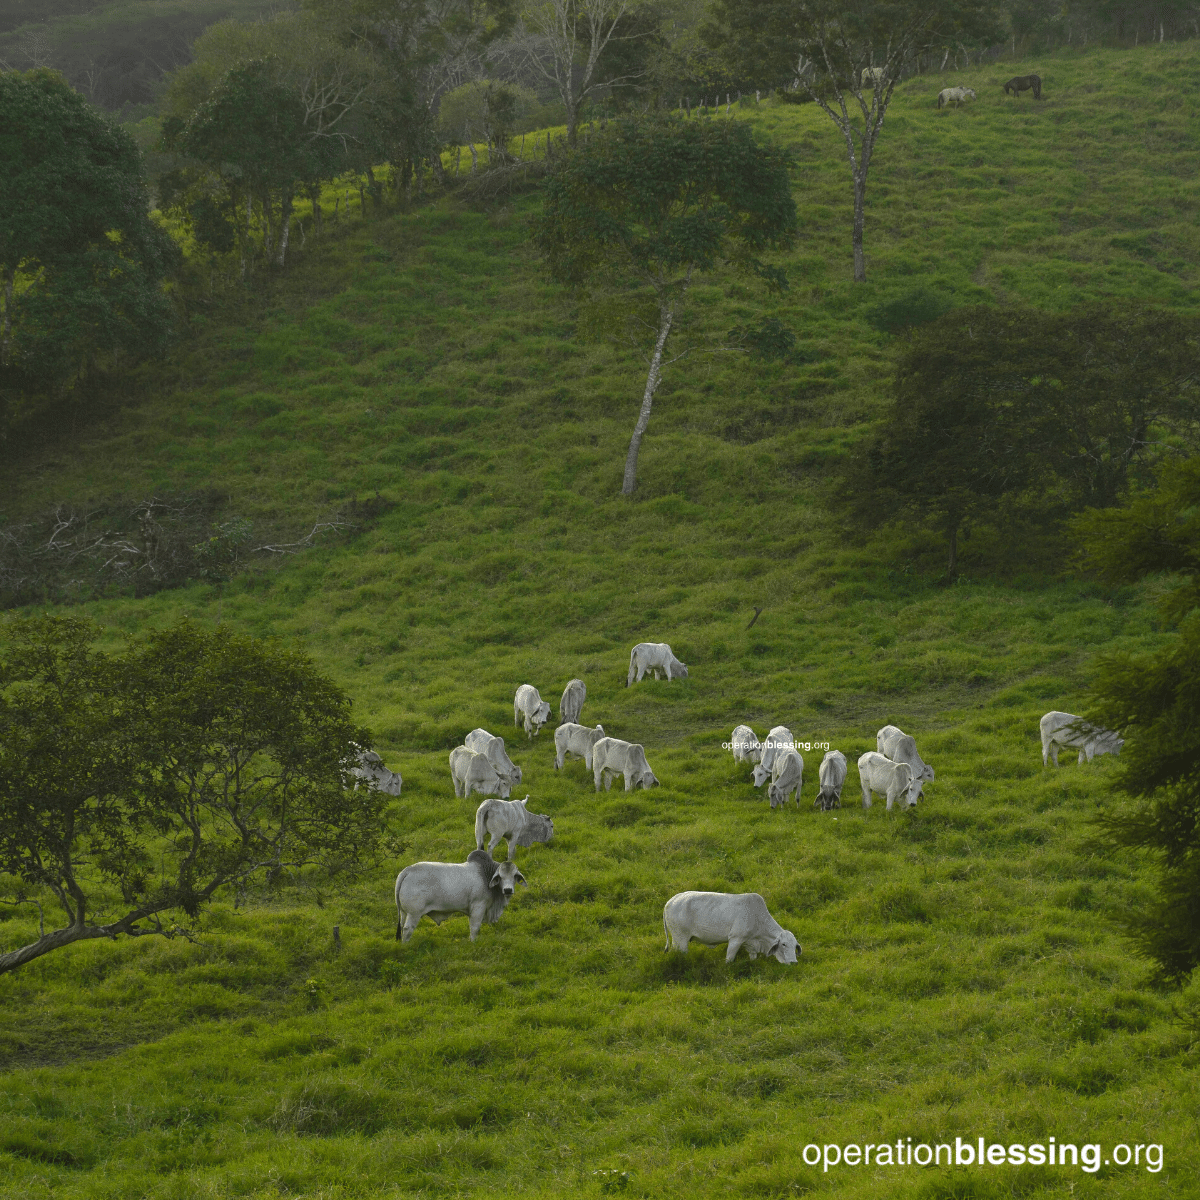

{"left": 1, "top": 45, "right": 1199, "bottom": 1200}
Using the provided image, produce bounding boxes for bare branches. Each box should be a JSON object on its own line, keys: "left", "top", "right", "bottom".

{"left": 253, "top": 519, "right": 353, "bottom": 555}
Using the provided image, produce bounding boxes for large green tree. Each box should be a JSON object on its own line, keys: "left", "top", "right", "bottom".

{"left": 702, "top": 0, "right": 1001, "bottom": 281}
{"left": 0, "top": 617, "right": 393, "bottom": 976}
{"left": 1075, "top": 457, "right": 1200, "bottom": 983}
{"left": 850, "top": 305, "right": 1200, "bottom": 579}
{"left": 534, "top": 113, "right": 796, "bottom": 494}
{"left": 0, "top": 69, "right": 176, "bottom": 424}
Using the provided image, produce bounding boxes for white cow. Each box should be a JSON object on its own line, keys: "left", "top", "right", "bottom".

{"left": 592, "top": 737, "right": 660, "bottom": 792}
{"left": 474, "top": 796, "right": 554, "bottom": 860}
{"left": 816, "top": 750, "right": 847, "bottom": 811}
{"left": 730, "top": 724, "right": 762, "bottom": 766}
{"left": 861, "top": 66, "right": 885, "bottom": 89}
{"left": 858, "top": 751, "right": 916, "bottom": 811}
{"left": 463, "top": 727, "right": 522, "bottom": 787}
{"left": 1040, "top": 711, "right": 1124, "bottom": 767}
{"left": 559, "top": 678, "right": 587, "bottom": 725}
{"left": 937, "top": 85, "right": 977, "bottom": 109}
{"left": 395, "top": 850, "right": 526, "bottom": 942}
{"left": 627, "top": 642, "right": 688, "bottom": 685}
{"left": 752, "top": 725, "right": 795, "bottom": 787}
{"left": 449, "top": 746, "right": 511, "bottom": 799}
{"left": 554, "top": 722, "right": 607, "bottom": 770}
{"left": 514, "top": 684, "right": 552, "bottom": 737}
{"left": 877, "top": 724, "right": 933, "bottom": 804}
{"left": 663, "top": 891, "right": 800, "bottom": 964}
{"left": 348, "top": 747, "right": 403, "bottom": 796}
{"left": 768, "top": 748, "right": 804, "bottom": 809}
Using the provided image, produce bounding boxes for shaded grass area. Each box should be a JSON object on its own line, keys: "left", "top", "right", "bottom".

{"left": 1, "top": 43, "right": 1199, "bottom": 1200}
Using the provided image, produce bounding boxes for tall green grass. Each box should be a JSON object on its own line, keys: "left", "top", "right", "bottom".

{"left": 2, "top": 44, "right": 1199, "bottom": 1199}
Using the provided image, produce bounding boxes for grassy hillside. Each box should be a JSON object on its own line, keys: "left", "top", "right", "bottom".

{"left": 2, "top": 44, "right": 1199, "bottom": 1199}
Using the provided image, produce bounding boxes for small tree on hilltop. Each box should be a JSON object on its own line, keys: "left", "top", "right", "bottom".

{"left": 702, "top": 0, "right": 1001, "bottom": 281}
{"left": 533, "top": 114, "right": 797, "bottom": 495}
{"left": 0, "top": 617, "right": 395, "bottom": 976}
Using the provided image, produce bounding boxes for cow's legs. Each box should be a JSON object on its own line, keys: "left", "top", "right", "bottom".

{"left": 468, "top": 906, "right": 485, "bottom": 941}
{"left": 1049, "top": 743, "right": 1060, "bottom": 767}
{"left": 401, "top": 912, "right": 421, "bottom": 942}
{"left": 861, "top": 782, "right": 872, "bottom": 809}
{"left": 1079, "top": 748, "right": 1088, "bottom": 765}
{"left": 725, "top": 939, "right": 743, "bottom": 963}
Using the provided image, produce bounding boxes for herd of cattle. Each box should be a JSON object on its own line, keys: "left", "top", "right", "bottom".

{"left": 382, "top": 642, "right": 1122, "bottom": 963}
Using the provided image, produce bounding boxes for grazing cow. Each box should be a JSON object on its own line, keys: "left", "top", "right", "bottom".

{"left": 627, "top": 642, "right": 688, "bottom": 685}
{"left": 861, "top": 66, "right": 885, "bottom": 90}
{"left": 450, "top": 746, "right": 511, "bottom": 799}
{"left": 731, "top": 724, "right": 763, "bottom": 766}
{"left": 559, "top": 678, "right": 587, "bottom": 726}
{"left": 474, "top": 795, "right": 554, "bottom": 860}
{"left": 464, "top": 728, "right": 522, "bottom": 787}
{"left": 752, "top": 725, "right": 795, "bottom": 787}
{"left": 937, "top": 86, "right": 977, "bottom": 109}
{"left": 663, "top": 891, "right": 800, "bottom": 964}
{"left": 554, "top": 722, "right": 607, "bottom": 770}
{"left": 816, "top": 750, "right": 847, "bottom": 811}
{"left": 1040, "top": 711, "right": 1124, "bottom": 767}
{"left": 876, "top": 724, "right": 934, "bottom": 804}
{"left": 1003, "top": 74, "right": 1041, "bottom": 99}
{"left": 858, "top": 751, "right": 916, "bottom": 811}
{"left": 768, "top": 748, "right": 804, "bottom": 810}
{"left": 349, "top": 747, "right": 403, "bottom": 796}
{"left": 592, "top": 736, "right": 660, "bottom": 792}
{"left": 395, "top": 850, "right": 526, "bottom": 942}
{"left": 514, "top": 684, "right": 552, "bottom": 737}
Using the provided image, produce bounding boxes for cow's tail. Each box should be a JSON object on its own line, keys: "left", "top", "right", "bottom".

{"left": 627, "top": 647, "right": 637, "bottom": 687}
{"left": 474, "top": 802, "right": 489, "bottom": 852}
{"left": 663, "top": 908, "right": 671, "bottom": 952}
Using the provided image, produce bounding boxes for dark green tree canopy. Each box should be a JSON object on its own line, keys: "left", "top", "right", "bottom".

{"left": 0, "top": 69, "right": 176, "bottom": 417}
{"left": 1075, "top": 458, "right": 1200, "bottom": 983}
{"left": 0, "top": 616, "right": 393, "bottom": 976}
{"left": 850, "top": 304, "right": 1200, "bottom": 578}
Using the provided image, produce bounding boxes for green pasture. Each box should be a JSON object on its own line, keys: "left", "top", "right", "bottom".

{"left": 2, "top": 44, "right": 1199, "bottom": 1199}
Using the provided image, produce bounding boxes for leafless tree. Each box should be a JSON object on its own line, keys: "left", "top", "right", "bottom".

{"left": 522, "top": 0, "right": 644, "bottom": 146}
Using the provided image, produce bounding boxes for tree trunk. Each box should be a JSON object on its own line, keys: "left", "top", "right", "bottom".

{"left": 947, "top": 520, "right": 959, "bottom": 581}
{"left": 852, "top": 171, "right": 867, "bottom": 282}
{"left": 0, "top": 267, "right": 13, "bottom": 368}
{"left": 276, "top": 191, "right": 292, "bottom": 267}
{"left": 566, "top": 96, "right": 579, "bottom": 148}
{"left": 622, "top": 301, "right": 676, "bottom": 496}
{"left": 469, "top": 142, "right": 478, "bottom": 172}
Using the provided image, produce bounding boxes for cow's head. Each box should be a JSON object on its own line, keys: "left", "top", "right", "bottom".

{"left": 898, "top": 764, "right": 919, "bottom": 807}
{"left": 495, "top": 779, "right": 512, "bottom": 799}
{"left": 594, "top": 724, "right": 605, "bottom": 734}
{"left": 670, "top": 661, "right": 689, "bottom": 680}
{"left": 489, "top": 860, "right": 527, "bottom": 896}
{"left": 752, "top": 762, "right": 771, "bottom": 788}
{"left": 815, "top": 788, "right": 841, "bottom": 812}
{"left": 639, "top": 770, "right": 660, "bottom": 790}
{"left": 769, "top": 930, "right": 801, "bottom": 964}
{"left": 537, "top": 702, "right": 552, "bottom": 723}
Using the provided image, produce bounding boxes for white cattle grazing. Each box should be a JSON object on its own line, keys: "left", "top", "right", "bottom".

{"left": 768, "top": 748, "right": 804, "bottom": 810}
{"left": 752, "top": 725, "right": 795, "bottom": 787}
{"left": 474, "top": 796, "right": 554, "bottom": 860}
{"left": 937, "top": 85, "right": 977, "bottom": 109}
{"left": 592, "top": 737, "right": 660, "bottom": 792}
{"left": 858, "top": 751, "right": 916, "bottom": 811}
{"left": 730, "top": 724, "right": 763, "bottom": 766}
{"left": 349, "top": 747, "right": 403, "bottom": 796}
{"left": 1040, "top": 711, "right": 1124, "bottom": 767}
{"left": 463, "top": 727, "right": 522, "bottom": 787}
{"left": 876, "top": 724, "right": 934, "bottom": 804}
{"left": 861, "top": 66, "right": 885, "bottom": 89}
{"left": 627, "top": 642, "right": 688, "bottom": 685}
{"left": 514, "top": 684, "right": 552, "bottom": 737}
{"left": 559, "top": 678, "right": 586, "bottom": 725}
{"left": 663, "top": 891, "right": 800, "bottom": 964}
{"left": 395, "top": 850, "right": 526, "bottom": 942}
{"left": 554, "top": 722, "right": 607, "bottom": 770}
{"left": 816, "top": 750, "right": 847, "bottom": 811}
{"left": 449, "top": 746, "right": 511, "bottom": 799}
